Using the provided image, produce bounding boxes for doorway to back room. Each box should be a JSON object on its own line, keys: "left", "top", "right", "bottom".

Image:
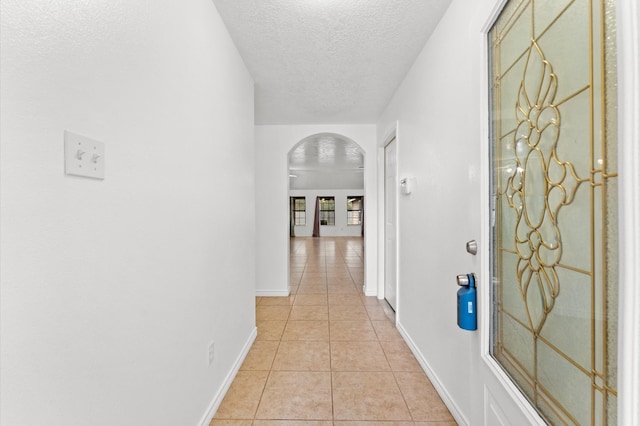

{"left": 287, "top": 133, "right": 366, "bottom": 293}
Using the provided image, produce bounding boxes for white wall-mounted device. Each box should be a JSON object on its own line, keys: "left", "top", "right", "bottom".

{"left": 400, "top": 177, "right": 414, "bottom": 195}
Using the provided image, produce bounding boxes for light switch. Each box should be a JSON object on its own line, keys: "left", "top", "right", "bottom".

{"left": 64, "top": 131, "right": 105, "bottom": 179}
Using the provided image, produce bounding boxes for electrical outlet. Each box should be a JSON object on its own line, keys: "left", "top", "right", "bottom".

{"left": 64, "top": 130, "right": 105, "bottom": 179}
{"left": 208, "top": 342, "right": 215, "bottom": 366}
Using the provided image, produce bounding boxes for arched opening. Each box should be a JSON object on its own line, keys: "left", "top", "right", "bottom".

{"left": 287, "top": 133, "right": 366, "bottom": 295}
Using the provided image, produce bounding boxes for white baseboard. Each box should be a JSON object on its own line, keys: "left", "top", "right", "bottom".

{"left": 363, "top": 285, "right": 377, "bottom": 297}
{"left": 256, "top": 288, "right": 290, "bottom": 297}
{"left": 198, "top": 327, "right": 257, "bottom": 426}
{"left": 396, "top": 320, "right": 469, "bottom": 426}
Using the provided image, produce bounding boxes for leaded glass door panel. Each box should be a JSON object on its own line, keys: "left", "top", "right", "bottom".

{"left": 489, "top": 0, "right": 618, "bottom": 424}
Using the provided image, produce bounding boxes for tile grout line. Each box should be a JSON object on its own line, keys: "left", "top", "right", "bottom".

{"left": 326, "top": 249, "right": 336, "bottom": 423}
{"left": 234, "top": 238, "right": 414, "bottom": 424}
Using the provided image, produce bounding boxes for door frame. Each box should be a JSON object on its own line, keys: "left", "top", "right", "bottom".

{"left": 383, "top": 136, "right": 399, "bottom": 313}
{"left": 478, "top": 0, "right": 640, "bottom": 424}
{"left": 615, "top": 0, "right": 640, "bottom": 423}
{"left": 377, "top": 125, "right": 399, "bottom": 311}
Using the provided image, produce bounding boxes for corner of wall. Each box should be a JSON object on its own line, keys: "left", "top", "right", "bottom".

{"left": 198, "top": 327, "right": 257, "bottom": 426}
{"left": 395, "top": 320, "right": 470, "bottom": 426}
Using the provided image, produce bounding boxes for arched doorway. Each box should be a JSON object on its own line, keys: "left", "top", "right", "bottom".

{"left": 287, "top": 133, "right": 366, "bottom": 294}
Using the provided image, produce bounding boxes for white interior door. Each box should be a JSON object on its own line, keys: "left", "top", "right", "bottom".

{"left": 384, "top": 138, "right": 398, "bottom": 311}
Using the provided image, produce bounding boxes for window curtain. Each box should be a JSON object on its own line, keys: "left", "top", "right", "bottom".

{"left": 312, "top": 196, "right": 320, "bottom": 237}
{"left": 361, "top": 196, "right": 364, "bottom": 237}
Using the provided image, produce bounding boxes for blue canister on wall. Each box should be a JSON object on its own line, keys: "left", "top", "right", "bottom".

{"left": 457, "top": 273, "right": 477, "bottom": 331}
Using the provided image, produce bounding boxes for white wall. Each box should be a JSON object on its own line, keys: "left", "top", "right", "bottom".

{"left": 256, "top": 125, "right": 377, "bottom": 296}
{"left": 376, "top": 0, "right": 496, "bottom": 423}
{"left": 290, "top": 190, "right": 365, "bottom": 237}
{"left": 289, "top": 170, "right": 364, "bottom": 191}
{"left": 0, "top": 1, "right": 255, "bottom": 425}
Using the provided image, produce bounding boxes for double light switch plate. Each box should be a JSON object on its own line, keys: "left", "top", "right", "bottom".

{"left": 64, "top": 130, "right": 105, "bottom": 179}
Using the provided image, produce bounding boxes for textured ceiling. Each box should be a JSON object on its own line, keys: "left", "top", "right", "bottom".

{"left": 212, "top": 0, "right": 452, "bottom": 125}
{"left": 289, "top": 133, "right": 364, "bottom": 190}
{"left": 289, "top": 133, "right": 363, "bottom": 171}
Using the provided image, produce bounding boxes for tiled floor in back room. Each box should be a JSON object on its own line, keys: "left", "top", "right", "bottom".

{"left": 211, "top": 237, "right": 456, "bottom": 425}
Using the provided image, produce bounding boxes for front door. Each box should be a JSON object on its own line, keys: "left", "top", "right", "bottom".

{"left": 484, "top": 0, "right": 619, "bottom": 424}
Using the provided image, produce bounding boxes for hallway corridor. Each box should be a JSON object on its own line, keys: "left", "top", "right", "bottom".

{"left": 212, "top": 237, "right": 455, "bottom": 425}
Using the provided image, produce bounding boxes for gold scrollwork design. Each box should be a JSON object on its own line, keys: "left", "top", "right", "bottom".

{"left": 504, "top": 40, "right": 587, "bottom": 334}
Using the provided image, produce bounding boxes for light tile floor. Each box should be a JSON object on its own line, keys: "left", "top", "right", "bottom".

{"left": 212, "top": 237, "right": 456, "bottom": 425}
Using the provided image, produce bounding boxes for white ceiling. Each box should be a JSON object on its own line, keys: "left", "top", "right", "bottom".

{"left": 211, "top": 0, "right": 453, "bottom": 125}
{"left": 289, "top": 133, "right": 365, "bottom": 190}
{"left": 289, "top": 133, "right": 363, "bottom": 171}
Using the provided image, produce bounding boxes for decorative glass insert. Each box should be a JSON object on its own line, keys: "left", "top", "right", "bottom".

{"left": 489, "top": 0, "right": 618, "bottom": 424}
{"left": 347, "top": 196, "right": 363, "bottom": 225}
{"left": 319, "top": 197, "right": 335, "bottom": 226}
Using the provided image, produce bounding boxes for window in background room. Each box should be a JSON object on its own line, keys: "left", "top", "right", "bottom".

{"left": 347, "top": 196, "right": 363, "bottom": 225}
{"left": 292, "top": 197, "right": 306, "bottom": 226}
{"left": 319, "top": 197, "right": 335, "bottom": 226}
